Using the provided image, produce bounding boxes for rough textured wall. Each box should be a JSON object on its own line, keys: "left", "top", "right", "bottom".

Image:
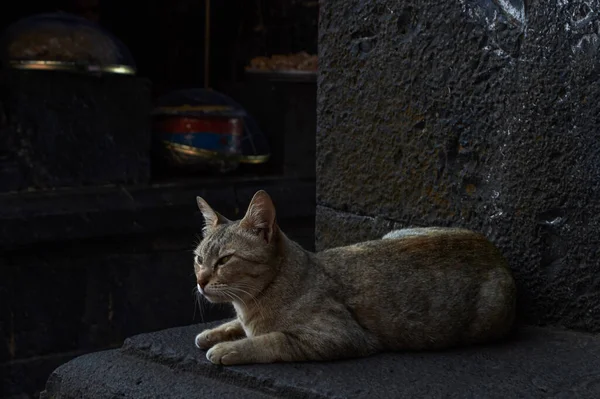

{"left": 317, "top": 0, "right": 600, "bottom": 332}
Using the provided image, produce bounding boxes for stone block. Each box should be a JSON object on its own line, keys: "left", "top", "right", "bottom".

{"left": 41, "top": 322, "right": 600, "bottom": 398}
{"left": 317, "top": 0, "right": 600, "bottom": 332}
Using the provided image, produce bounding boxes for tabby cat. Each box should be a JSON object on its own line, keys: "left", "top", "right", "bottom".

{"left": 193, "top": 190, "right": 516, "bottom": 365}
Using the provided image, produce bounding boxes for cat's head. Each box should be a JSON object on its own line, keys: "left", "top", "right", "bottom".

{"left": 193, "top": 190, "right": 281, "bottom": 304}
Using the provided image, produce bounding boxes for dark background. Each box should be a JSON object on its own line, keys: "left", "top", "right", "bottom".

{"left": 0, "top": 0, "right": 318, "bottom": 95}
{"left": 0, "top": 1, "right": 318, "bottom": 397}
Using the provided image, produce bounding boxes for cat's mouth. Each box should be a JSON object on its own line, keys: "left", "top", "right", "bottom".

{"left": 199, "top": 285, "right": 232, "bottom": 304}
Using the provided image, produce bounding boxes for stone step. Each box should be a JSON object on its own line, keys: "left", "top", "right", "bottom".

{"left": 41, "top": 350, "right": 275, "bottom": 399}
{"left": 41, "top": 322, "right": 600, "bottom": 398}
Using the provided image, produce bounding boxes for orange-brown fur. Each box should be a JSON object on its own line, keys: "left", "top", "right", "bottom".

{"left": 193, "top": 190, "right": 516, "bottom": 365}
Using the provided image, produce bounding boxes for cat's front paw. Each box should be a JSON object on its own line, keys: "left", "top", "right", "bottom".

{"left": 206, "top": 342, "right": 242, "bottom": 365}
{"left": 195, "top": 329, "right": 222, "bottom": 350}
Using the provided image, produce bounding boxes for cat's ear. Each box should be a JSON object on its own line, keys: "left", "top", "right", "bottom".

{"left": 196, "top": 196, "right": 230, "bottom": 234}
{"left": 240, "top": 190, "right": 276, "bottom": 243}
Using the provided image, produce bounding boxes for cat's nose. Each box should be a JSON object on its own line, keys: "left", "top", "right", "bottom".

{"left": 198, "top": 279, "right": 208, "bottom": 291}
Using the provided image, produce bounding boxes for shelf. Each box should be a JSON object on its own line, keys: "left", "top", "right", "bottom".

{"left": 0, "top": 174, "right": 315, "bottom": 251}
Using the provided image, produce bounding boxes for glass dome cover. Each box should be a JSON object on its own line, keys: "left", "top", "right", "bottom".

{"left": 1, "top": 12, "right": 136, "bottom": 75}
{"left": 154, "top": 89, "right": 271, "bottom": 165}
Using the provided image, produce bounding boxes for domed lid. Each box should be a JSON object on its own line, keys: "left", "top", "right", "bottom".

{"left": 1, "top": 12, "right": 136, "bottom": 75}
{"left": 154, "top": 89, "right": 271, "bottom": 164}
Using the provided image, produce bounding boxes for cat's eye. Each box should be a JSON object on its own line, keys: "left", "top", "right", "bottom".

{"left": 216, "top": 255, "right": 232, "bottom": 266}
{"left": 194, "top": 255, "right": 202, "bottom": 265}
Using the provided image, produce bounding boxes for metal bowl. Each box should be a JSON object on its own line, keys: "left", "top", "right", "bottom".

{"left": 1, "top": 12, "right": 136, "bottom": 75}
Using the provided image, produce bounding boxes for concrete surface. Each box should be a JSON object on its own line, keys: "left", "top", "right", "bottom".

{"left": 317, "top": 0, "right": 600, "bottom": 332}
{"left": 40, "top": 349, "right": 274, "bottom": 399}
{"left": 41, "top": 321, "right": 600, "bottom": 398}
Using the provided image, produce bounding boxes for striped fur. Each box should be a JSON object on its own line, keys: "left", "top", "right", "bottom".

{"left": 193, "top": 191, "right": 517, "bottom": 365}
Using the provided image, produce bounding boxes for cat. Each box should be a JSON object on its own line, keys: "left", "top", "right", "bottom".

{"left": 193, "top": 190, "right": 516, "bottom": 365}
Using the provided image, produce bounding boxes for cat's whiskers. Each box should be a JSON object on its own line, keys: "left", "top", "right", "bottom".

{"left": 221, "top": 290, "right": 244, "bottom": 312}
{"left": 228, "top": 285, "right": 266, "bottom": 322}
{"left": 218, "top": 290, "right": 234, "bottom": 304}
{"left": 222, "top": 288, "right": 248, "bottom": 309}
{"left": 231, "top": 282, "right": 267, "bottom": 307}
{"left": 191, "top": 287, "right": 198, "bottom": 316}
{"left": 191, "top": 288, "right": 198, "bottom": 321}
{"left": 229, "top": 281, "right": 260, "bottom": 297}
{"left": 220, "top": 287, "right": 267, "bottom": 324}
{"left": 192, "top": 286, "right": 207, "bottom": 322}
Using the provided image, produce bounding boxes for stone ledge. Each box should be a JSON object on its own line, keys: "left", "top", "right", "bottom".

{"left": 40, "top": 349, "right": 274, "bottom": 399}
{"left": 0, "top": 175, "right": 315, "bottom": 251}
{"left": 41, "top": 322, "right": 600, "bottom": 398}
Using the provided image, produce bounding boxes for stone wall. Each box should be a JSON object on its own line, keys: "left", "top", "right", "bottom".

{"left": 317, "top": 0, "right": 600, "bottom": 332}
